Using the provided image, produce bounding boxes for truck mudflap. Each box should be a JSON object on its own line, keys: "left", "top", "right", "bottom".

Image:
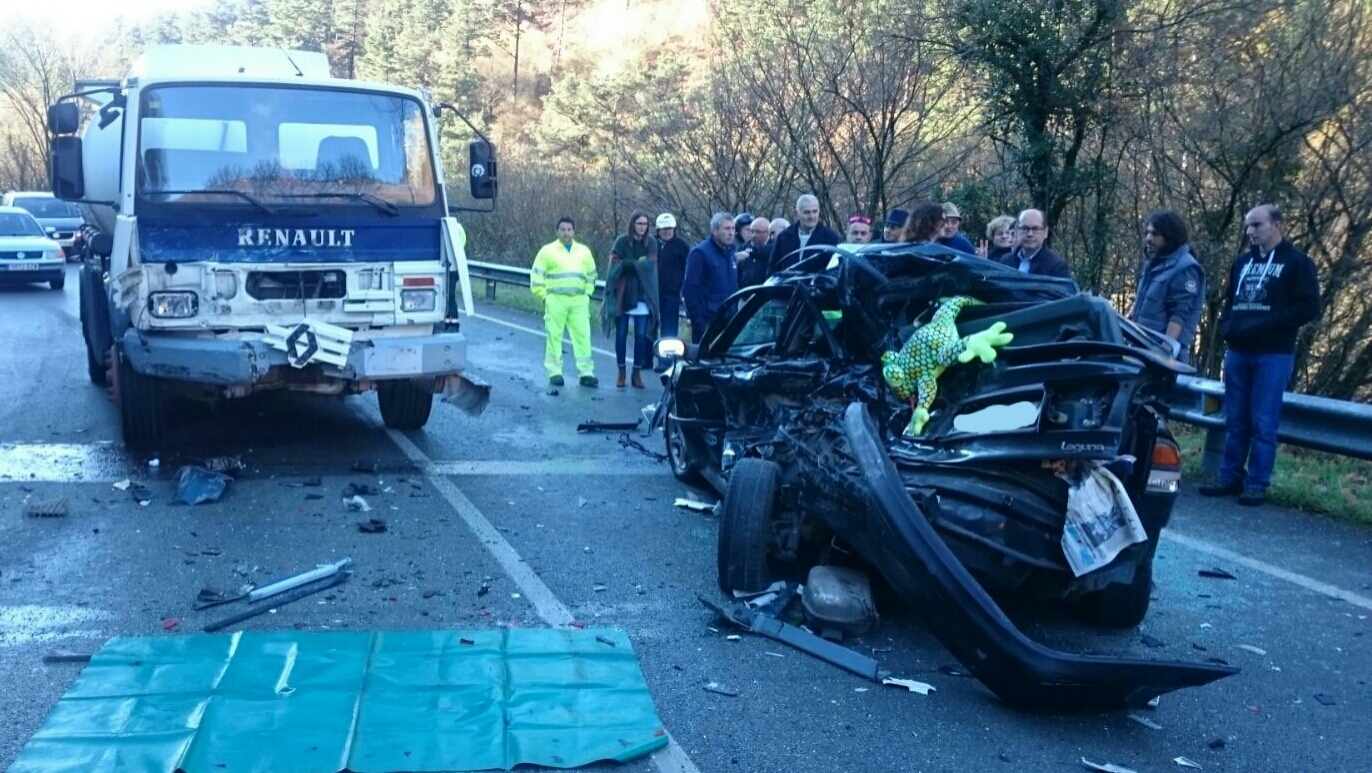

{"left": 836, "top": 401, "right": 1238, "bottom": 712}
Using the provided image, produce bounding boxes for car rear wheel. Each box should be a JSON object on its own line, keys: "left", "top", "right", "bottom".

{"left": 115, "top": 346, "right": 163, "bottom": 449}
{"left": 378, "top": 379, "right": 434, "bottom": 431}
{"left": 1081, "top": 556, "right": 1154, "bottom": 629}
{"left": 717, "top": 458, "right": 780, "bottom": 594}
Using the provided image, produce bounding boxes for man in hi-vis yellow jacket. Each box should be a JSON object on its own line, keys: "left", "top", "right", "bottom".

{"left": 531, "top": 217, "right": 599, "bottom": 387}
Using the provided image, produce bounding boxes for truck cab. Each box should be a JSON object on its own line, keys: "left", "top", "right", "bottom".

{"left": 47, "top": 44, "right": 496, "bottom": 447}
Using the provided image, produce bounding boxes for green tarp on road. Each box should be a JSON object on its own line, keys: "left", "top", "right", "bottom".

{"left": 12, "top": 628, "right": 669, "bottom": 772}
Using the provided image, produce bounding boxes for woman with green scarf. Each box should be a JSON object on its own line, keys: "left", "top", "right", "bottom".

{"left": 600, "top": 209, "right": 661, "bottom": 388}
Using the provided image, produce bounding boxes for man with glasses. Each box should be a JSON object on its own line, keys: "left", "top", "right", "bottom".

{"left": 1198, "top": 204, "right": 1321, "bottom": 506}
{"left": 845, "top": 214, "right": 873, "bottom": 244}
{"left": 997, "top": 208, "right": 1072, "bottom": 279}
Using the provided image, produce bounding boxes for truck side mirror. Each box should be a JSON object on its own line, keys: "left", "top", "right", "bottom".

{"left": 48, "top": 102, "right": 81, "bottom": 135}
{"left": 468, "top": 139, "right": 497, "bottom": 200}
{"left": 51, "top": 136, "right": 85, "bottom": 200}
{"left": 90, "top": 232, "right": 113, "bottom": 258}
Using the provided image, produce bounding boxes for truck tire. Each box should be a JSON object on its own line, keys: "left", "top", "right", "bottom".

{"left": 717, "top": 458, "right": 780, "bottom": 594}
{"left": 378, "top": 380, "right": 433, "bottom": 431}
{"left": 1081, "top": 557, "right": 1154, "bottom": 629}
{"left": 81, "top": 269, "right": 111, "bottom": 386}
{"left": 115, "top": 347, "right": 163, "bottom": 449}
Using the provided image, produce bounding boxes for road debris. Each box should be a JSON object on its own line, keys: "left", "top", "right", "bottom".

{"left": 1313, "top": 693, "right": 1336, "bottom": 705}
{"left": 194, "top": 587, "right": 247, "bottom": 610}
{"left": 595, "top": 635, "right": 616, "bottom": 647}
{"left": 128, "top": 483, "right": 153, "bottom": 504}
{"left": 1207, "top": 738, "right": 1226, "bottom": 750}
{"left": 346, "top": 483, "right": 378, "bottom": 497}
{"left": 703, "top": 682, "right": 739, "bottom": 697}
{"left": 203, "top": 456, "right": 246, "bottom": 476}
{"left": 673, "top": 497, "right": 715, "bottom": 514}
{"left": 1236, "top": 644, "right": 1267, "bottom": 656}
{"left": 477, "top": 578, "right": 492, "bottom": 597}
{"left": 203, "top": 570, "right": 350, "bottom": 633}
{"left": 24, "top": 497, "right": 69, "bottom": 517}
{"left": 1174, "top": 758, "right": 1202, "bottom": 769}
{"left": 1080, "top": 759, "right": 1138, "bottom": 773}
{"left": 725, "top": 635, "right": 742, "bottom": 641}
{"left": 112, "top": 479, "right": 131, "bottom": 491}
{"left": 357, "top": 518, "right": 387, "bottom": 534}
{"left": 345, "top": 495, "right": 371, "bottom": 512}
{"left": 1127, "top": 713, "right": 1163, "bottom": 730}
{"left": 882, "top": 677, "right": 935, "bottom": 695}
{"left": 618, "top": 433, "right": 668, "bottom": 462}
{"left": 42, "top": 648, "right": 93, "bottom": 664}
{"left": 162, "top": 618, "right": 180, "bottom": 632}
{"left": 1198, "top": 568, "right": 1236, "bottom": 580}
{"left": 1140, "top": 634, "right": 1167, "bottom": 648}
{"left": 248, "top": 558, "right": 353, "bottom": 602}
{"left": 175, "top": 466, "right": 232, "bottom": 505}
{"left": 700, "top": 594, "right": 883, "bottom": 681}
{"left": 577, "top": 419, "right": 641, "bottom": 433}
{"left": 352, "top": 460, "right": 378, "bottom": 473}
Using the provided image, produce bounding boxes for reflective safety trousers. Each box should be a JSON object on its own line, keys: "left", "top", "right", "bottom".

{"left": 543, "top": 294, "right": 595, "bottom": 378}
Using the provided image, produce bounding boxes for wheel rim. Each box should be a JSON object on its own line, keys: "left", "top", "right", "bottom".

{"left": 667, "top": 419, "right": 690, "bottom": 475}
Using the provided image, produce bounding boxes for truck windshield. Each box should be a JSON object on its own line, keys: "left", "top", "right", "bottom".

{"left": 136, "top": 85, "right": 437, "bottom": 207}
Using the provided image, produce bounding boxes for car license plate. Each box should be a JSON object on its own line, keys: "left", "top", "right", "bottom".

{"left": 5, "top": 263, "right": 41, "bottom": 271}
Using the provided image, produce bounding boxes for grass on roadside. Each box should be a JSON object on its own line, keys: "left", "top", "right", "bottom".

{"left": 1172, "top": 424, "right": 1372, "bottom": 526}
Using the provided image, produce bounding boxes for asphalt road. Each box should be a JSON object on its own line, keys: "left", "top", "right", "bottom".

{"left": 1, "top": 265, "right": 1370, "bottom": 773}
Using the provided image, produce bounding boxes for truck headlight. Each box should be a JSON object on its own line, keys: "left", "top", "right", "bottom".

{"left": 401, "top": 289, "right": 436, "bottom": 312}
{"left": 148, "top": 291, "right": 199, "bottom": 318}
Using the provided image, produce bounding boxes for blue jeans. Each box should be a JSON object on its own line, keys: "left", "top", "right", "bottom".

{"left": 659, "top": 292, "right": 680, "bottom": 339}
{"left": 1219, "top": 350, "right": 1294, "bottom": 491}
{"left": 615, "top": 313, "right": 650, "bottom": 369}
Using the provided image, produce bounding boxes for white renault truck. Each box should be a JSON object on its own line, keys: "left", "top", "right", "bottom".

{"left": 47, "top": 44, "right": 495, "bottom": 447}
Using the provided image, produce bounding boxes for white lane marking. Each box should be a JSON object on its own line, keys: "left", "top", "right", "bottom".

{"left": 1163, "top": 530, "right": 1372, "bottom": 611}
{"left": 382, "top": 425, "right": 701, "bottom": 773}
{"left": 426, "top": 460, "right": 663, "bottom": 476}
{"left": 473, "top": 312, "right": 617, "bottom": 358}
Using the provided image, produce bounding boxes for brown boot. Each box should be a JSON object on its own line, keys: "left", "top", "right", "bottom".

{"left": 631, "top": 368, "right": 645, "bottom": 389}
{"left": 616, "top": 366, "right": 627, "bottom": 388}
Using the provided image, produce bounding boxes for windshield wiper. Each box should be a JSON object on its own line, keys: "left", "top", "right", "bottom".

{"left": 150, "top": 189, "right": 277, "bottom": 215}
{"left": 276, "top": 192, "right": 400, "bottom": 216}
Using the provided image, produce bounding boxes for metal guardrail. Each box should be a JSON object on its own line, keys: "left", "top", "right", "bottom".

{"left": 468, "top": 259, "right": 606, "bottom": 303}
{"left": 1170, "top": 375, "right": 1372, "bottom": 475}
{"left": 467, "top": 259, "right": 1371, "bottom": 469}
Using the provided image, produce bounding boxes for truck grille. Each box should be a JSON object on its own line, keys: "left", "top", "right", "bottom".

{"left": 245, "top": 270, "right": 347, "bottom": 301}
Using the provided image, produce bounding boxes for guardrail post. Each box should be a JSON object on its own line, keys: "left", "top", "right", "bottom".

{"left": 1201, "top": 426, "right": 1225, "bottom": 479}
{"left": 485, "top": 278, "right": 497, "bottom": 301}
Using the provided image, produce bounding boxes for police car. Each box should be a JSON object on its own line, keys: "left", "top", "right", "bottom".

{"left": 0, "top": 206, "right": 66, "bottom": 290}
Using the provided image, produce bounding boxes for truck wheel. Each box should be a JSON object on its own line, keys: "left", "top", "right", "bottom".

{"left": 1081, "top": 557, "right": 1154, "bottom": 629}
{"left": 81, "top": 270, "right": 110, "bottom": 386}
{"left": 378, "top": 380, "right": 433, "bottom": 431}
{"left": 717, "top": 458, "right": 780, "bottom": 595}
{"left": 115, "top": 347, "right": 163, "bottom": 449}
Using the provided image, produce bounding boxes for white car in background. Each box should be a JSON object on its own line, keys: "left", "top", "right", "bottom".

{"left": 0, "top": 206, "right": 66, "bottom": 290}
{"left": 1, "top": 191, "right": 85, "bottom": 256}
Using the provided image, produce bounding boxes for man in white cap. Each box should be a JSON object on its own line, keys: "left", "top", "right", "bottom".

{"left": 655, "top": 212, "right": 689, "bottom": 339}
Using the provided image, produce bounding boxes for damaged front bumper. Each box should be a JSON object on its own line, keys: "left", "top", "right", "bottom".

{"left": 120, "top": 327, "right": 479, "bottom": 392}
{"left": 823, "top": 401, "right": 1237, "bottom": 712}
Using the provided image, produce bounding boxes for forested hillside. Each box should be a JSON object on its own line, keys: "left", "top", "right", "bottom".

{"left": 2, "top": 0, "right": 1370, "bottom": 396}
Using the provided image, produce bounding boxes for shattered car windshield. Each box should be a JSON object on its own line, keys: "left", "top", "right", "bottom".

{"left": 135, "top": 85, "right": 437, "bottom": 207}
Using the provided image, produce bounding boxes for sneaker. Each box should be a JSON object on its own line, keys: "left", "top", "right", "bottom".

{"left": 579, "top": 375, "right": 599, "bottom": 387}
{"left": 549, "top": 375, "right": 565, "bottom": 387}
{"left": 1237, "top": 488, "right": 1266, "bottom": 507}
{"left": 1197, "top": 480, "right": 1243, "bottom": 497}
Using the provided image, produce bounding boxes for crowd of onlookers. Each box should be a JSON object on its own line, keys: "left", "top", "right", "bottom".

{"left": 527, "top": 194, "right": 1323, "bottom": 508}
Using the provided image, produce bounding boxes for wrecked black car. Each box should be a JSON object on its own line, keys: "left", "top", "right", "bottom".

{"left": 654, "top": 243, "right": 1237, "bottom": 711}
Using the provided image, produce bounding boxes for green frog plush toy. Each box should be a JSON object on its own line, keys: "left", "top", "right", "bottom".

{"left": 881, "top": 296, "right": 1013, "bottom": 436}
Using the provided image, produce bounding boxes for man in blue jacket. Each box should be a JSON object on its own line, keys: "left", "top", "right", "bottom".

{"left": 683, "top": 213, "right": 739, "bottom": 343}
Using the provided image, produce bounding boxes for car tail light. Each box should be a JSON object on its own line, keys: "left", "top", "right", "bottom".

{"left": 1147, "top": 438, "right": 1182, "bottom": 494}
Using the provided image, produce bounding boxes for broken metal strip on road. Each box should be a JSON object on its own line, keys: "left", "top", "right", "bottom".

{"left": 9, "top": 628, "right": 668, "bottom": 773}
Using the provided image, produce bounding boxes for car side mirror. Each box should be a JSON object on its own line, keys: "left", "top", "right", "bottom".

{"left": 50, "top": 136, "right": 85, "bottom": 200}
{"left": 468, "top": 139, "right": 497, "bottom": 200}
{"left": 48, "top": 102, "right": 80, "bottom": 135}
{"left": 655, "top": 337, "right": 698, "bottom": 363}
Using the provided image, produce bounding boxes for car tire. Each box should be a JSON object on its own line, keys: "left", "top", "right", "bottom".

{"left": 1081, "top": 557, "right": 1154, "bottom": 629}
{"left": 115, "top": 346, "right": 163, "bottom": 449}
{"left": 378, "top": 380, "right": 434, "bottom": 431}
{"left": 717, "top": 458, "right": 780, "bottom": 595}
{"left": 50, "top": 274, "right": 65, "bottom": 291}
{"left": 664, "top": 413, "right": 704, "bottom": 485}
